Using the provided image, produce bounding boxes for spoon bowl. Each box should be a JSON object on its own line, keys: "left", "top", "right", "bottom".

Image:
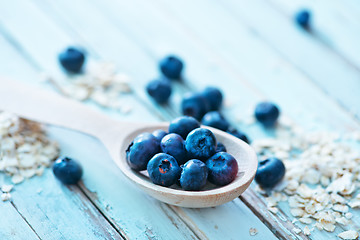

{"left": 0, "top": 78, "right": 257, "bottom": 208}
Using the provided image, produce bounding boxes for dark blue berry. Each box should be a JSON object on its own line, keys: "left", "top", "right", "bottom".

{"left": 146, "top": 79, "right": 172, "bottom": 104}
{"left": 206, "top": 152, "right": 238, "bottom": 186}
{"left": 58, "top": 47, "right": 85, "bottom": 73}
{"left": 52, "top": 157, "right": 83, "bottom": 185}
{"left": 159, "top": 55, "right": 184, "bottom": 79}
{"left": 126, "top": 133, "right": 160, "bottom": 171}
{"left": 216, "top": 142, "right": 227, "bottom": 152}
{"left": 152, "top": 129, "right": 167, "bottom": 143}
{"left": 227, "top": 128, "right": 250, "bottom": 144}
{"left": 185, "top": 128, "right": 217, "bottom": 161}
{"left": 255, "top": 102, "right": 280, "bottom": 127}
{"left": 201, "top": 87, "right": 223, "bottom": 111}
{"left": 169, "top": 116, "right": 200, "bottom": 139}
{"left": 180, "top": 159, "right": 208, "bottom": 191}
{"left": 181, "top": 93, "right": 210, "bottom": 120}
{"left": 201, "top": 111, "right": 230, "bottom": 131}
{"left": 295, "top": 9, "right": 311, "bottom": 29}
{"left": 160, "top": 133, "right": 188, "bottom": 165}
{"left": 147, "top": 153, "right": 181, "bottom": 187}
{"left": 255, "top": 157, "right": 285, "bottom": 189}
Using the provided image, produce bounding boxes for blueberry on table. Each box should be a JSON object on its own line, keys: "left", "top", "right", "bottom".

{"left": 52, "top": 157, "right": 83, "bottom": 185}
{"left": 185, "top": 128, "right": 217, "bottom": 161}
{"left": 255, "top": 157, "right": 285, "bottom": 189}
{"left": 201, "top": 86, "right": 223, "bottom": 111}
{"left": 147, "top": 153, "right": 181, "bottom": 187}
{"left": 180, "top": 159, "right": 208, "bottom": 191}
{"left": 146, "top": 79, "right": 172, "bottom": 104}
{"left": 254, "top": 102, "right": 280, "bottom": 127}
{"left": 58, "top": 47, "right": 85, "bottom": 73}
{"left": 181, "top": 93, "right": 210, "bottom": 121}
{"left": 152, "top": 129, "right": 167, "bottom": 143}
{"left": 160, "top": 133, "right": 188, "bottom": 165}
{"left": 295, "top": 9, "right": 311, "bottom": 29}
{"left": 126, "top": 133, "right": 160, "bottom": 171}
{"left": 206, "top": 152, "right": 238, "bottom": 186}
{"left": 216, "top": 142, "right": 227, "bottom": 153}
{"left": 169, "top": 116, "right": 200, "bottom": 139}
{"left": 227, "top": 128, "right": 250, "bottom": 144}
{"left": 201, "top": 111, "right": 230, "bottom": 131}
{"left": 159, "top": 55, "right": 184, "bottom": 79}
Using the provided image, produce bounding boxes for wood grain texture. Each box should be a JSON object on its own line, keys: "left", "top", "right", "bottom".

{"left": 34, "top": 0, "right": 360, "bottom": 238}
{"left": 268, "top": 0, "right": 360, "bottom": 70}
{"left": 0, "top": 0, "right": 359, "bottom": 239}
{"left": 220, "top": 0, "right": 360, "bottom": 120}
{"left": 0, "top": 4, "right": 197, "bottom": 239}
{"left": 23, "top": 0, "right": 279, "bottom": 239}
{"left": 0, "top": 197, "right": 40, "bottom": 240}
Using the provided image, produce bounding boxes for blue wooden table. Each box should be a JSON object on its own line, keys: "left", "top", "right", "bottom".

{"left": 0, "top": 0, "right": 359, "bottom": 239}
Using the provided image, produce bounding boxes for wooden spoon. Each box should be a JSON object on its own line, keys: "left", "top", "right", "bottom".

{"left": 0, "top": 78, "right": 257, "bottom": 208}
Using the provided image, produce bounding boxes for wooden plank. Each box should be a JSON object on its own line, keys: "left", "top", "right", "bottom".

{"left": 2, "top": 0, "right": 278, "bottom": 239}
{"left": 268, "top": 0, "right": 360, "bottom": 70}
{"left": 28, "top": 1, "right": 283, "bottom": 239}
{"left": 218, "top": 0, "right": 360, "bottom": 120}
{"left": 0, "top": 33, "right": 126, "bottom": 240}
{"left": 153, "top": 0, "right": 359, "bottom": 131}
{"left": 9, "top": 170, "right": 124, "bottom": 240}
{"left": 21, "top": 0, "right": 282, "bottom": 239}
{"left": 63, "top": 2, "right": 360, "bottom": 238}
{"left": 0, "top": 15, "right": 199, "bottom": 240}
{"left": 120, "top": 0, "right": 360, "bottom": 239}
{"left": 0, "top": 199, "right": 40, "bottom": 240}
{"left": 33, "top": 0, "right": 360, "bottom": 239}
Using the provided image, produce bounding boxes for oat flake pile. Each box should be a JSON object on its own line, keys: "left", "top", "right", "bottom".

{"left": 0, "top": 112, "right": 59, "bottom": 201}
{"left": 252, "top": 117, "right": 360, "bottom": 239}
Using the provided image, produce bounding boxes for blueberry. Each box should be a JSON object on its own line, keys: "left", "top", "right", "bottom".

{"left": 180, "top": 159, "right": 208, "bottom": 191}
{"left": 185, "top": 128, "right": 217, "bottom": 161}
{"left": 227, "top": 128, "right": 250, "bottom": 144}
{"left": 161, "top": 133, "right": 188, "bottom": 165}
{"left": 216, "top": 142, "right": 227, "bottom": 152}
{"left": 152, "top": 129, "right": 167, "bottom": 143}
{"left": 254, "top": 102, "right": 280, "bottom": 127}
{"left": 126, "top": 133, "right": 160, "bottom": 171}
{"left": 147, "top": 153, "right": 181, "bottom": 187}
{"left": 295, "top": 9, "right": 311, "bottom": 29}
{"left": 206, "top": 152, "right": 238, "bottom": 186}
{"left": 201, "top": 86, "right": 223, "bottom": 111}
{"left": 255, "top": 158, "right": 285, "bottom": 189}
{"left": 181, "top": 93, "right": 210, "bottom": 120}
{"left": 146, "top": 79, "right": 172, "bottom": 104}
{"left": 169, "top": 116, "right": 200, "bottom": 139}
{"left": 201, "top": 111, "right": 230, "bottom": 131}
{"left": 52, "top": 157, "right": 83, "bottom": 185}
{"left": 159, "top": 55, "right": 184, "bottom": 79}
{"left": 58, "top": 47, "right": 85, "bottom": 73}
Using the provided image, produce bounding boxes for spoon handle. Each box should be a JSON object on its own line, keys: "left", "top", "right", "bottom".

{"left": 0, "top": 78, "right": 119, "bottom": 137}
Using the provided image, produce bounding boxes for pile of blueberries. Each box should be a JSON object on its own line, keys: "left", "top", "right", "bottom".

{"left": 126, "top": 116, "right": 239, "bottom": 190}
{"left": 147, "top": 55, "right": 250, "bottom": 144}
{"left": 55, "top": 49, "right": 287, "bottom": 190}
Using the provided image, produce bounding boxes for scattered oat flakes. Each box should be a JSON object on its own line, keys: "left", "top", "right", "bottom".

{"left": 303, "top": 226, "right": 311, "bottom": 236}
{"left": 338, "top": 230, "right": 359, "bottom": 240}
{"left": 252, "top": 119, "right": 360, "bottom": 237}
{"left": 268, "top": 207, "right": 279, "bottom": 214}
{"left": 292, "top": 227, "right": 301, "bottom": 234}
{"left": 43, "top": 61, "right": 132, "bottom": 113}
{"left": 1, "top": 192, "right": 11, "bottom": 201}
{"left": 249, "top": 228, "right": 258, "bottom": 236}
{"left": 1, "top": 184, "right": 13, "bottom": 193}
{"left": 0, "top": 112, "right": 59, "bottom": 194}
